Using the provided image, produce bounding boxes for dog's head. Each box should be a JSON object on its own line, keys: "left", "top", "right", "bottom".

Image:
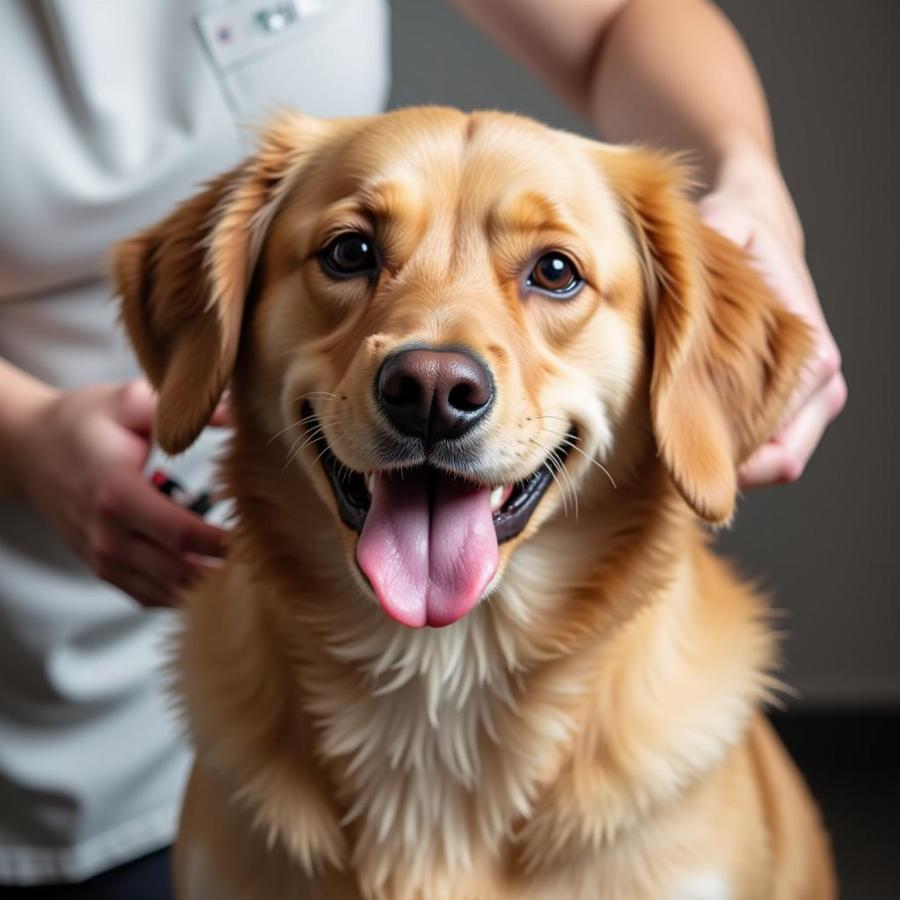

{"left": 115, "top": 108, "right": 809, "bottom": 628}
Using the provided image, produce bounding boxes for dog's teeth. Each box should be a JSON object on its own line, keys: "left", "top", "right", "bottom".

{"left": 365, "top": 474, "right": 374, "bottom": 494}
{"left": 490, "top": 485, "right": 505, "bottom": 512}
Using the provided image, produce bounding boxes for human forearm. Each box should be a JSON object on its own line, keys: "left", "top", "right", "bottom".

{"left": 0, "top": 358, "right": 60, "bottom": 499}
{"left": 588, "top": 0, "right": 775, "bottom": 184}
{"left": 453, "top": 0, "right": 776, "bottom": 189}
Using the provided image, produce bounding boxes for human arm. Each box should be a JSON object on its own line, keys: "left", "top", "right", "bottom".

{"left": 451, "top": 0, "right": 846, "bottom": 484}
{"left": 0, "top": 359, "right": 226, "bottom": 606}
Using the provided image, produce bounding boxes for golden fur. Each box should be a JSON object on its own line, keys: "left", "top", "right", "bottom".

{"left": 115, "top": 107, "right": 835, "bottom": 899}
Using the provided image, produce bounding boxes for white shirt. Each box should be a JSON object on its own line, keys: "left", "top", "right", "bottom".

{"left": 0, "top": 0, "right": 389, "bottom": 883}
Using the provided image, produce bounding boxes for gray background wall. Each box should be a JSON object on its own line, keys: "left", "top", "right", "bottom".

{"left": 388, "top": 0, "right": 899, "bottom": 708}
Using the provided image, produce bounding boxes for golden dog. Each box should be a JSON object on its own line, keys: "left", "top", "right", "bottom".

{"left": 115, "top": 107, "right": 835, "bottom": 899}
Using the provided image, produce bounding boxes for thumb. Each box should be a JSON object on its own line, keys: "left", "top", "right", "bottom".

{"left": 113, "top": 379, "right": 158, "bottom": 438}
{"left": 698, "top": 197, "right": 754, "bottom": 250}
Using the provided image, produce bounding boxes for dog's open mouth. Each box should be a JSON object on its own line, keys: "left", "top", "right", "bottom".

{"left": 302, "top": 406, "right": 574, "bottom": 628}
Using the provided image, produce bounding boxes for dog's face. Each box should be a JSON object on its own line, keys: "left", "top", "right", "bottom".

{"left": 116, "top": 108, "right": 809, "bottom": 628}
{"left": 253, "top": 111, "right": 644, "bottom": 628}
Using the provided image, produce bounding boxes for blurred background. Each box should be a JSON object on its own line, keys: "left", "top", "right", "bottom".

{"left": 389, "top": 0, "right": 899, "bottom": 894}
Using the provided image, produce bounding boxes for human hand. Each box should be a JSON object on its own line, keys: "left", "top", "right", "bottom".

{"left": 699, "top": 149, "right": 847, "bottom": 487}
{"left": 17, "top": 379, "right": 228, "bottom": 607}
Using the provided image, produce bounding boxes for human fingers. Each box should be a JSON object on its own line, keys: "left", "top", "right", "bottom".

{"left": 738, "top": 372, "right": 847, "bottom": 488}
{"left": 104, "top": 562, "right": 180, "bottom": 608}
{"left": 121, "top": 531, "right": 200, "bottom": 592}
{"left": 104, "top": 476, "right": 228, "bottom": 558}
{"left": 83, "top": 530, "right": 180, "bottom": 607}
{"left": 701, "top": 208, "right": 844, "bottom": 447}
{"left": 776, "top": 326, "right": 843, "bottom": 437}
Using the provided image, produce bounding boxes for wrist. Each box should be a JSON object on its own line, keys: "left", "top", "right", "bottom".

{"left": 708, "top": 136, "right": 804, "bottom": 251}
{"left": 713, "top": 140, "right": 780, "bottom": 202}
{"left": 0, "top": 366, "right": 62, "bottom": 502}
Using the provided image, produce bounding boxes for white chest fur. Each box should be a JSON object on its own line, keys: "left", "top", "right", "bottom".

{"left": 307, "top": 600, "right": 584, "bottom": 892}
{"left": 667, "top": 872, "right": 731, "bottom": 900}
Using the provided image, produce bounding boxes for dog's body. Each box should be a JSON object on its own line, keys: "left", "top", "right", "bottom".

{"left": 116, "top": 108, "right": 834, "bottom": 899}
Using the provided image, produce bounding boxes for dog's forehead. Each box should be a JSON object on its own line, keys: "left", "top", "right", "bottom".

{"left": 313, "top": 112, "right": 617, "bottom": 218}
{"left": 294, "top": 109, "right": 633, "bottom": 272}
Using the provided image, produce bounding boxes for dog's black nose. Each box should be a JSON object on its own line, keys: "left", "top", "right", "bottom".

{"left": 377, "top": 348, "right": 494, "bottom": 443}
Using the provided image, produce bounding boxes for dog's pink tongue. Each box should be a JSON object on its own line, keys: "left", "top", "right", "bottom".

{"left": 357, "top": 470, "right": 499, "bottom": 628}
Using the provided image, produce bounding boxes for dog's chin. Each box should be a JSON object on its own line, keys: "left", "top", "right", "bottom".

{"left": 301, "top": 410, "right": 576, "bottom": 629}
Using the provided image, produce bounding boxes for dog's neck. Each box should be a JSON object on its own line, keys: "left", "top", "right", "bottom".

{"left": 187, "top": 424, "right": 774, "bottom": 896}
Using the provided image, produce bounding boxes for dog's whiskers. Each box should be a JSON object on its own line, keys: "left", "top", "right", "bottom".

{"left": 267, "top": 412, "right": 340, "bottom": 446}
{"left": 285, "top": 429, "right": 330, "bottom": 473}
{"left": 267, "top": 421, "right": 297, "bottom": 445}
{"left": 282, "top": 431, "right": 323, "bottom": 473}
{"left": 268, "top": 391, "right": 344, "bottom": 447}
{"left": 534, "top": 423, "right": 618, "bottom": 491}
{"left": 556, "top": 438, "right": 617, "bottom": 491}
{"left": 550, "top": 445, "right": 579, "bottom": 521}
{"left": 336, "top": 460, "right": 355, "bottom": 484}
{"left": 307, "top": 439, "right": 335, "bottom": 475}
{"left": 540, "top": 458, "right": 569, "bottom": 517}
{"left": 282, "top": 417, "right": 345, "bottom": 472}
{"left": 292, "top": 390, "right": 341, "bottom": 403}
{"left": 529, "top": 437, "right": 578, "bottom": 519}
{"left": 280, "top": 416, "right": 340, "bottom": 454}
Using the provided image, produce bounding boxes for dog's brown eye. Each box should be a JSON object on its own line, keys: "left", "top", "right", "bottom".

{"left": 320, "top": 232, "right": 378, "bottom": 278}
{"left": 527, "top": 252, "right": 582, "bottom": 297}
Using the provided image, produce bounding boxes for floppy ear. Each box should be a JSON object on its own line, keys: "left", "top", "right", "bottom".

{"left": 113, "top": 112, "right": 330, "bottom": 454}
{"left": 603, "top": 149, "right": 811, "bottom": 524}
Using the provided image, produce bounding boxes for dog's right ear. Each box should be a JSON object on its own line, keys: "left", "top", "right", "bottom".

{"left": 113, "top": 112, "right": 331, "bottom": 454}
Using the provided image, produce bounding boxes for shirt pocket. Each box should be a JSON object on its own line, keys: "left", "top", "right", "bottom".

{"left": 194, "top": 0, "right": 391, "bottom": 144}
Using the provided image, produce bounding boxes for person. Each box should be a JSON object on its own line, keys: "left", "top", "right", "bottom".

{"left": 0, "top": 0, "right": 846, "bottom": 895}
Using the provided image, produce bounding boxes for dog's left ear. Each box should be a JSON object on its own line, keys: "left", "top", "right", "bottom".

{"left": 113, "top": 112, "right": 331, "bottom": 454}
{"left": 601, "top": 149, "right": 811, "bottom": 524}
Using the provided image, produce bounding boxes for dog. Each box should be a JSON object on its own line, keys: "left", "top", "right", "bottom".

{"left": 115, "top": 107, "right": 835, "bottom": 899}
